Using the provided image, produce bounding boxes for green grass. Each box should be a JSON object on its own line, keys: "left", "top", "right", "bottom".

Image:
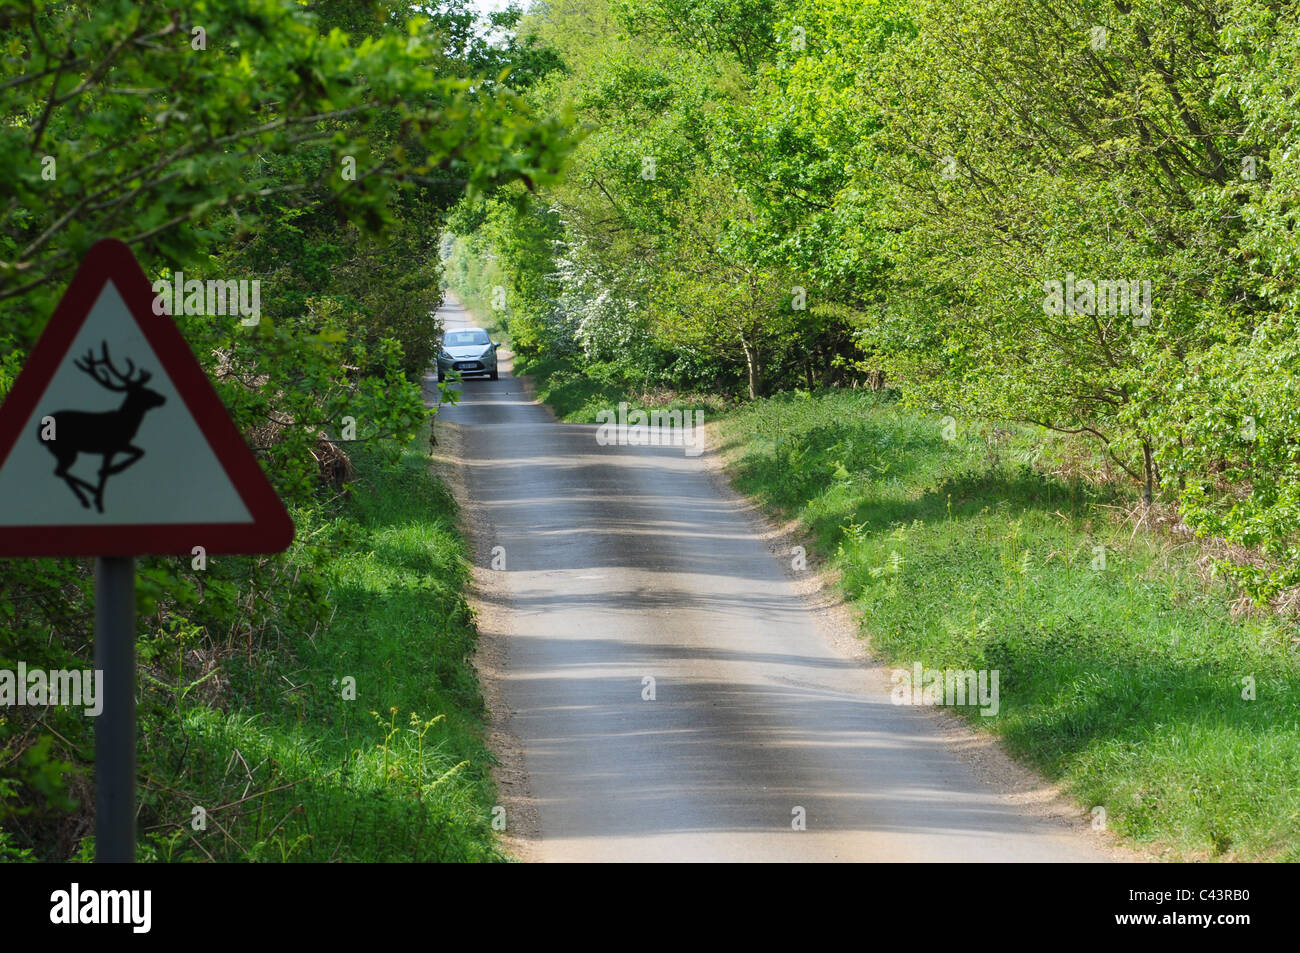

{"left": 133, "top": 436, "right": 504, "bottom": 862}
{"left": 514, "top": 352, "right": 729, "bottom": 423}
{"left": 514, "top": 354, "right": 639, "bottom": 421}
{"left": 717, "top": 389, "right": 1300, "bottom": 861}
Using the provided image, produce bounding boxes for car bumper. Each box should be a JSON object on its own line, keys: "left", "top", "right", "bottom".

{"left": 438, "top": 356, "right": 497, "bottom": 375}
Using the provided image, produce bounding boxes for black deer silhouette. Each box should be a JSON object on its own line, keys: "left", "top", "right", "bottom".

{"left": 39, "top": 341, "right": 166, "bottom": 513}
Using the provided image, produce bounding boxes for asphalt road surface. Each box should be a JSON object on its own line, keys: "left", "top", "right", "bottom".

{"left": 434, "top": 292, "right": 1107, "bottom": 863}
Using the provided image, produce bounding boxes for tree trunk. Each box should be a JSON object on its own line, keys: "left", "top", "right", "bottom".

{"left": 741, "top": 336, "right": 761, "bottom": 400}
{"left": 1142, "top": 439, "right": 1155, "bottom": 505}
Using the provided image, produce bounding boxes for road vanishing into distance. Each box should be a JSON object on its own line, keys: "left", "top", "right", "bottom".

{"left": 434, "top": 293, "right": 1107, "bottom": 863}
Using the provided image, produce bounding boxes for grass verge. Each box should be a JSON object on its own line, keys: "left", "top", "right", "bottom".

{"left": 512, "top": 352, "right": 728, "bottom": 423}
{"left": 131, "top": 434, "right": 503, "bottom": 862}
{"left": 716, "top": 389, "right": 1300, "bottom": 861}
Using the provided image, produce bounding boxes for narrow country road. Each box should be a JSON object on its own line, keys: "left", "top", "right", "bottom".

{"left": 434, "top": 293, "right": 1107, "bottom": 863}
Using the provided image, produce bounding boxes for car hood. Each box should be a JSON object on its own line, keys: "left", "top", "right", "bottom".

{"left": 444, "top": 345, "right": 491, "bottom": 359}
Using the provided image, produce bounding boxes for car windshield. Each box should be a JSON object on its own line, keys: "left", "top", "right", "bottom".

{"left": 444, "top": 330, "right": 489, "bottom": 347}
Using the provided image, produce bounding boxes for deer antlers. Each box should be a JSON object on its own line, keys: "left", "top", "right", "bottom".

{"left": 73, "top": 341, "right": 152, "bottom": 391}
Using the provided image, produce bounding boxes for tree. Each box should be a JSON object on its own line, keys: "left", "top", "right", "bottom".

{"left": 0, "top": 0, "right": 572, "bottom": 340}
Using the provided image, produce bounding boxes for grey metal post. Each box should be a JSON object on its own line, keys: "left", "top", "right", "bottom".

{"left": 94, "top": 555, "right": 136, "bottom": 862}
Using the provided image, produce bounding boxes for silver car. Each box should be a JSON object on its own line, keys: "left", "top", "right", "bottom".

{"left": 437, "top": 328, "right": 499, "bottom": 381}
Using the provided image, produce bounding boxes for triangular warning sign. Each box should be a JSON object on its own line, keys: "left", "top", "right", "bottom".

{"left": 0, "top": 239, "right": 294, "bottom": 557}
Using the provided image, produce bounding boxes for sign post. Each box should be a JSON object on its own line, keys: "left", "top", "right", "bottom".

{"left": 95, "top": 555, "right": 136, "bottom": 863}
{"left": 0, "top": 240, "right": 294, "bottom": 861}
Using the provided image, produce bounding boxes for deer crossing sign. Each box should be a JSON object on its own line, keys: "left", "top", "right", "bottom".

{"left": 0, "top": 239, "right": 292, "bottom": 557}
{"left": 0, "top": 240, "right": 292, "bottom": 863}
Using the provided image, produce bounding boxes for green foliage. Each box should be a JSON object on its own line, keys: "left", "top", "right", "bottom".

{"left": 445, "top": 0, "right": 860, "bottom": 399}
{"left": 0, "top": 0, "right": 572, "bottom": 342}
{"left": 0, "top": 0, "right": 571, "bottom": 859}
{"left": 781, "top": 0, "right": 1300, "bottom": 596}
{"left": 451, "top": 0, "right": 1300, "bottom": 598}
